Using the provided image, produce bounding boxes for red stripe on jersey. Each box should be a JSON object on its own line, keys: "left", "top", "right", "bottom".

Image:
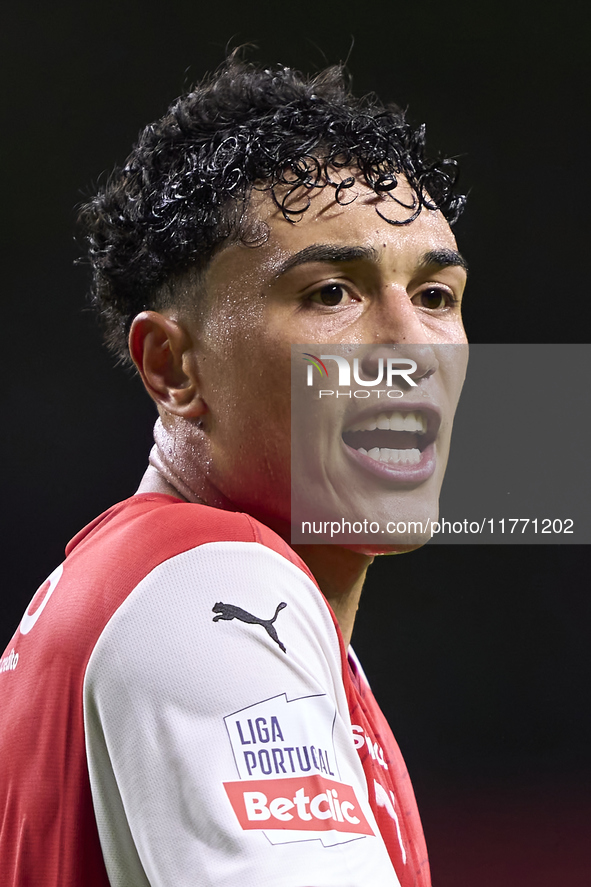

{"left": 324, "top": 606, "right": 432, "bottom": 887}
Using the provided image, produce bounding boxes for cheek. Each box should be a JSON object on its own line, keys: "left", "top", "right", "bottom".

{"left": 425, "top": 318, "right": 467, "bottom": 346}
{"left": 197, "top": 309, "right": 299, "bottom": 480}
{"left": 437, "top": 344, "right": 468, "bottom": 394}
{"left": 204, "top": 348, "right": 292, "bottom": 455}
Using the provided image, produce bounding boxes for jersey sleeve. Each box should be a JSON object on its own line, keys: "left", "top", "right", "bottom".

{"left": 83, "top": 540, "right": 400, "bottom": 887}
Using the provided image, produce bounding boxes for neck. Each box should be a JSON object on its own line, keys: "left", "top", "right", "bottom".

{"left": 136, "top": 463, "right": 188, "bottom": 500}
{"left": 291, "top": 544, "right": 373, "bottom": 647}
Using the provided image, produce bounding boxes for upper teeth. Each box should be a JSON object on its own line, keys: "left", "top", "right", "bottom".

{"left": 347, "top": 411, "right": 427, "bottom": 433}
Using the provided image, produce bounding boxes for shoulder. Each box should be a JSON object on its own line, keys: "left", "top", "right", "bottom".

{"left": 83, "top": 509, "right": 340, "bottom": 702}
{"left": 12, "top": 495, "right": 324, "bottom": 688}
{"left": 59, "top": 494, "right": 317, "bottom": 629}
{"left": 78, "top": 494, "right": 341, "bottom": 709}
{"left": 67, "top": 493, "right": 311, "bottom": 578}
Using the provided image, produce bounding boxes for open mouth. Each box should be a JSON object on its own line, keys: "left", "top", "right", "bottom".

{"left": 342, "top": 410, "right": 437, "bottom": 467}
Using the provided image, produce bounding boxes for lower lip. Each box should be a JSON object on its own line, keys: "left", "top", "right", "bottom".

{"left": 342, "top": 440, "right": 437, "bottom": 484}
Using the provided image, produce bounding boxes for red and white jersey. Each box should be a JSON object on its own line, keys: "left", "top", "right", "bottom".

{"left": 0, "top": 494, "right": 430, "bottom": 887}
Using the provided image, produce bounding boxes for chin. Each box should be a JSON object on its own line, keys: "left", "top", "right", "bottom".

{"left": 342, "top": 541, "right": 428, "bottom": 557}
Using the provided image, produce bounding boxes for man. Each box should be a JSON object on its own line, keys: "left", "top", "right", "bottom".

{"left": 0, "top": 56, "right": 468, "bottom": 886}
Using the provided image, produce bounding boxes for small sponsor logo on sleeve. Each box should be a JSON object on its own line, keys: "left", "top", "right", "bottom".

{"left": 224, "top": 693, "right": 338, "bottom": 781}
{"left": 0, "top": 649, "right": 19, "bottom": 674}
{"left": 224, "top": 774, "right": 374, "bottom": 836}
{"left": 352, "top": 724, "right": 389, "bottom": 770}
{"left": 223, "top": 693, "right": 374, "bottom": 846}
{"left": 212, "top": 600, "right": 287, "bottom": 652}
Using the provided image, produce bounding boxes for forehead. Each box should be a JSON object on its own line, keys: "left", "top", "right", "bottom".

{"left": 204, "top": 175, "right": 459, "bottom": 295}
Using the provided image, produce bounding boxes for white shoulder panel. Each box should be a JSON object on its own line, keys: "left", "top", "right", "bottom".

{"left": 83, "top": 541, "right": 399, "bottom": 887}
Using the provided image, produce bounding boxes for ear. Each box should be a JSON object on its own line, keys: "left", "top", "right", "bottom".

{"left": 128, "top": 311, "right": 206, "bottom": 418}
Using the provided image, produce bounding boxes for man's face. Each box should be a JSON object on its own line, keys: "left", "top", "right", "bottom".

{"left": 184, "top": 176, "right": 468, "bottom": 544}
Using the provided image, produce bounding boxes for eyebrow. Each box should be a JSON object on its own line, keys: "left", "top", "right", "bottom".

{"left": 418, "top": 248, "right": 469, "bottom": 274}
{"left": 273, "top": 244, "right": 380, "bottom": 278}
{"left": 273, "top": 243, "right": 468, "bottom": 279}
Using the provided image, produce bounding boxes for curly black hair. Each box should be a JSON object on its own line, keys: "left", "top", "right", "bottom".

{"left": 78, "top": 54, "right": 466, "bottom": 361}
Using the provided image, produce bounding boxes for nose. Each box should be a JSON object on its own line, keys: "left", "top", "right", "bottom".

{"left": 358, "top": 285, "right": 439, "bottom": 383}
{"left": 359, "top": 344, "right": 439, "bottom": 386}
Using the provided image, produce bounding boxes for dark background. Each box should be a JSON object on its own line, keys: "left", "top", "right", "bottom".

{"left": 2, "top": 2, "right": 590, "bottom": 884}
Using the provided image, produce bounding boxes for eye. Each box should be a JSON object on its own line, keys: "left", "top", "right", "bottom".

{"left": 308, "top": 283, "right": 350, "bottom": 307}
{"left": 413, "top": 287, "right": 455, "bottom": 310}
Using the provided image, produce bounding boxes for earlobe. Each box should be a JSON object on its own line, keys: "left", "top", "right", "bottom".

{"left": 128, "top": 311, "right": 206, "bottom": 418}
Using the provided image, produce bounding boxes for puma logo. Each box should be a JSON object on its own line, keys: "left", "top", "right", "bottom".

{"left": 212, "top": 601, "right": 287, "bottom": 653}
